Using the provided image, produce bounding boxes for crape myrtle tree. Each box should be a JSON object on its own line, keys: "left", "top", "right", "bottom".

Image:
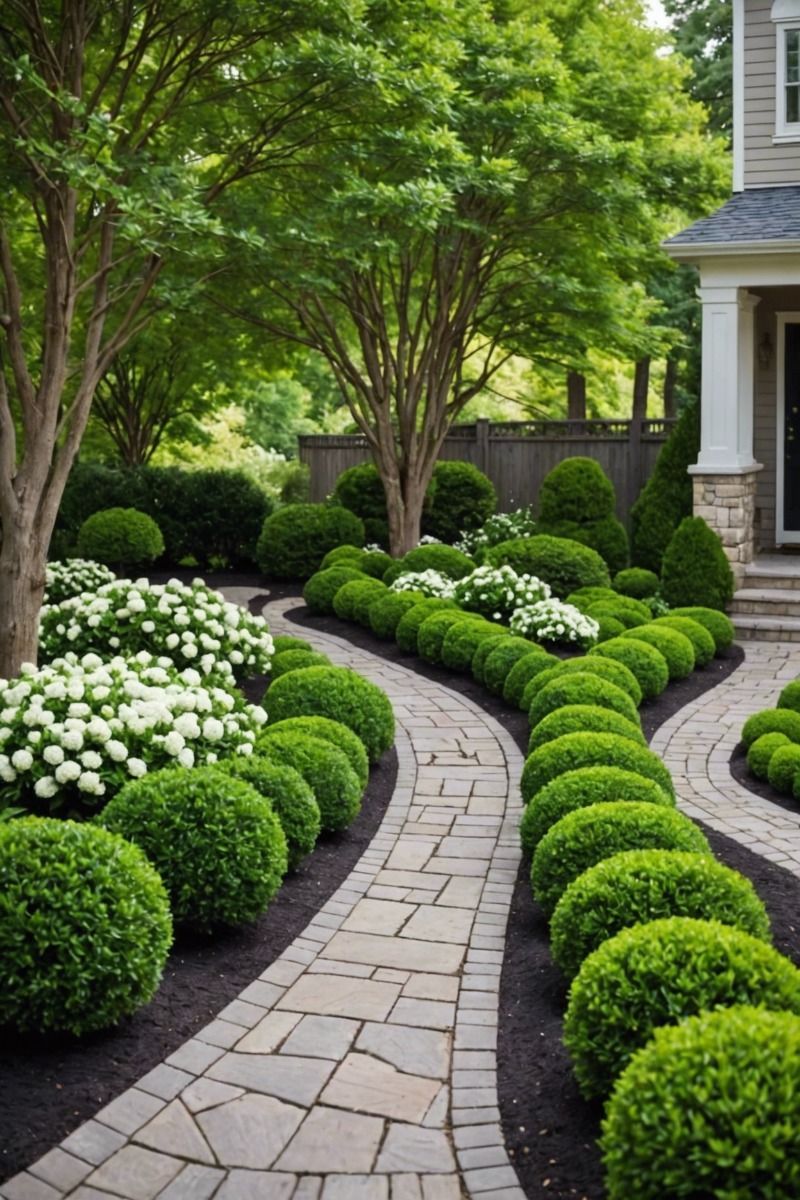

{"left": 0, "top": 0, "right": 360, "bottom": 675}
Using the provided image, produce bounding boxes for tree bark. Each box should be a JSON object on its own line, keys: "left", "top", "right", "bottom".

{"left": 663, "top": 354, "right": 678, "bottom": 419}
{"left": 567, "top": 370, "right": 586, "bottom": 419}
{"left": 633, "top": 356, "right": 650, "bottom": 420}
{"left": 0, "top": 511, "right": 50, "bottom": 677}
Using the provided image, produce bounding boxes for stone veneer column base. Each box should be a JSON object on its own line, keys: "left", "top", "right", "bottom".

{"left": 691, "top": 468, "right": 761, "bottom": 584}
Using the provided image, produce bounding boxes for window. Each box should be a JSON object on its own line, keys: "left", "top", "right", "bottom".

{"left": 774, "top": 0, "right": 800, "bottom": 139}
{"left": 786, "top": 28, "right": 800, "bottom": 123}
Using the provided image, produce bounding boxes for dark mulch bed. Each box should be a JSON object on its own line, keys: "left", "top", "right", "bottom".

{"left": 729, "top": 740, "right": 800, "bottom": 818}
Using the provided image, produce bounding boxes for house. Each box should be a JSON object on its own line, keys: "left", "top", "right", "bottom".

{"left": 665, "top": 0, "right": 800, "bottom": 637}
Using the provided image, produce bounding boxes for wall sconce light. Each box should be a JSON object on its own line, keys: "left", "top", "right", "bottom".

{"left": 758, "top": 331, "right": 774, "bottom": 370}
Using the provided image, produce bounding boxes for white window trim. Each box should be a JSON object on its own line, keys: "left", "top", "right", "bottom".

{"left": 773, "top": 2, "right": 800, "bottom": 141}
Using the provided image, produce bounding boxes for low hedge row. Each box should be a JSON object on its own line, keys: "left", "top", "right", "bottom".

{"left": 740, "top": 672, "right": 800, "bottom": 799}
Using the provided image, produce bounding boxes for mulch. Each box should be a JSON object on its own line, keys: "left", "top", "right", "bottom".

{"left": 729, "top": 740, "right": 800, "bottom": 819}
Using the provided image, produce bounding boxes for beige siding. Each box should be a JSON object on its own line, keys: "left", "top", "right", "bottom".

{"left": 743, "top": 1, "right": 800, "bottom": 186}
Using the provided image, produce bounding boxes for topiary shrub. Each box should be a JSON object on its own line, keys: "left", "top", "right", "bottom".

{"left": 594, "top": 615, "right": 626, "bottom": 643}
{"left": 0, "top": 817, "right": 172, "bottom": 1035}
{"left": 767, "top": 742, "right": 800, "bottom": 794}
{"left": 256, "top": 504, "right": 364, "bottom": 580}
{"left": 418, "top": 611, "right": 479, "bottom": 666}
{"left": 551, "top": 849, "right": 771, "bottom": 980}
{"left": 264, "top": 716, "right": 369, "bottom": 789}
{"left": 778, "top": 679, "right": 800, "bottom": 712}
{"left": 266, "top": 665, "right": 394, "bottom": 763}
{"left": 481, "top": 639, "right": 540, "bottom": 695}
{"left": 360, "top": 550, "right": 394, "bottom": 580}
{"left": 382, "top": 544, "right": 475, "bottom": 585}
{"left": 471, "top": 634, "right": 513, "bottom": 685}
{"left": 519, "top": 767, "right": 673, "bottom": 857}
{"left": 502, "top": 649, "right": 561, "bottom": 708}
{"left": 539, "top": 457, "right": 616, "bottom": 523}
{"left": 564, "top": 917, "right": 800, "bottom": 1099}
{"left": 271, "top": 649, "right": 331, "bottom": 680}
{"left": 650, "top": 615, "right": 715, "bottom": 667}
{"left": 589, "top": 636, "right": 669, "bottom": 700}
{"left": 303, "top": 566, "right": 365, "bottom": 615}
{"left": 574, "top": 591, "right": 651, "bottom": 623}
{"left": 567, "top": 585, "right": 620, "bottom": 608}
{"left": 272, "top": 634, "right": 313, "bottom": 655}
{"left": 321, "top": 545, "right": 366, "bottom": 569}
{"left": 485, "top": 534, "right": 610, "bottom": 597}
{"left": 746, "top": 731, "right": 791, "bottom": 780}
{"left": 528, "top": 673, "right": 641, "bottom": 730}
{"left": 620, "top": 623, "right": 695, "bottom": 679}
{"left": 522, "top": 734, "right": 675, "bottom": 805}
{"left": 601, "top": 1006, "right": 800, "bottom": 1200}
{"left": 741, "top": 707, "right": 800, "bottom": 748}
{"left": 333, "top": 578, "right": 388, "bottom": 625}
{"left": 661, "top": 516, "right": 735, "bottom": 611}
{"left": 540, "top": 516, "right": 629, "bottom": 576}
{"left": 217, "top": 755, "right": 321, "bottom": 869}
{"left": 368, "top": 590, "right": 427, "bottom": 640}
{"left": 77, "top": 507, "right": 164, "bottom": 568}
{"left": 522, "top": 655, "right": 643, "bottom": 710}
{"left": 423, "top": 460, "right": 497, "bottom": 543}
{"left": 527, "top": 705, "right": 645, "bottom": 755}
{"left": 256, "top": 730, "right": 362, "bottom": 832}
{"left": 100, "top": 767, "right": 288, "bottom": 930}
{"left": 612, "top": 567, "right": 660, "bottom": 599}
{"left": 630, "top": 401, "right": 699, "bottom": 573}
{"left": 668, "top": 605, "right": 735, "bottom": 654}
{"left": 332, "top": 462, "right": 388, "bottom": 523}
{"left": 395, "top": 598, "right": 456, "bottom": 653}
{"left": 440, "top": 619, "right": 508, "bottom": 673}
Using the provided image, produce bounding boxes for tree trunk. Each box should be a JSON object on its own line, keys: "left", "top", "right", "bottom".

{"left": 383, "top": 469, "right": 429, "bottom": 556}
{"left": 632, "top": 356, "right": 650, "bottom": 420}
{"left": 567, "top": 370, "right": 586, "bottom": 419}
{"left": 0, "top": 514, "right": 49, "bottom": 678}
{"left": 663, "top": 355, "right": 678, "bottom": 419}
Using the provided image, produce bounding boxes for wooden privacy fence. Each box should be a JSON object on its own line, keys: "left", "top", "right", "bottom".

{"left": 298, "top": 417, "right": 676, "bottom": 526}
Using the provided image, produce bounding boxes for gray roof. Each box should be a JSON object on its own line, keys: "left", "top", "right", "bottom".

{"left": 665, "top": 186, "right": 800, "bottom": 247}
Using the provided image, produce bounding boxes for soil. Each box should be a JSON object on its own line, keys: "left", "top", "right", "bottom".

{"left": 729, "top": 740, "right": 800, "bottom": 818}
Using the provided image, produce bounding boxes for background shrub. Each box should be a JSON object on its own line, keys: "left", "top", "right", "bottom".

{"left": 767, "top": 743, "right": 800, "bottom": 794}
{"left": 418, "top": 611, "right": 479, "bottom": 665}
{"left": 528, "top": 705, "right": 645, "bottom": 755}
{"left": 382, "top": 544, "right": 475, "bottom": 585}
{"left": 256, "top": 504, "right": 364, "bottom": 580}
{"left": 395, "top": 597, "right": 456, "bottom": 653}
{"left": 613, "top": 567, "right": 660, "bottom": 598}
{"left": 482, "top": 639, "right": 540, "bottom": 695}
{"left": 522, "top": 656, "right": 643, "bottom": 709}
{"left": 539, "top": 457, "right": 616, "bottom": 523}
{"left": 539, "top": 517, "right": 629, "bottom": 576}
{"left": 564, "top": 917, "right": 800, "bottom": 1098}
{"left": 266, "top": 665, "right": 394, "bottom": 762}
{"left": 440, "top": 619, "right": 507, "bottom": 672}
{"left": 746, "top": 731, "right": 791, "bottom": 779}
{"left": 589, "top": 636, "right": 669, "bottom": 700}
{"left": 668, "top": 605, "right": 735, "bottom": 653}
{"left": 528, "top": 673, "right": 641, "bottom": 730}
{"left": 271, "top": 649, "right": 331, "bottom": 680}
{"left": 321, "top": 545, "right": 365, "bottom": 569}
{"left": 485, "top": 534, "right": 610, "bottom": 597}
{"left": 264, "top": 715, "right": 369, "bottom": 789}
{"left": 522, "top": 733, "right": 675, "bottom": 804}
{"left": 77, "top": 507, "right": 164, "bottom": 568}
{"left": 584, "top": 602, "right": 645, "bottom": 631}
{"left": 217, "top": 755, "right": 321, "bottom": 869}
{"left": 256, "top": 730, "right": 362, "bottom": 831}
{"left": 333, "top": 578, "right": 388, "bottom": 624}
{"left": 620, "top": 623, "right": 695, "bottom": 679}
{"left": 778, "top": 679, "right": 800, "bottom": 712}
{"left": 360, "top": 550, "right": 394, "bottom": 579}
{"left": 741, "top": 707, "right": 800, "bottom": 748}
{"left": 551, "top": 849, "right": 771, "bottom": 979}
{"left": 601, "top": 1006, "right": 800, "bottom": 1200}
{"left": 100, "top": 767, "right": 288, "bottom": 929}
{"left": 502, "top": 649, "right": 561, "bottom": 707}
{"left": 661, "top": 516, "right": 734, "bottom": 611}
{"left": 651, "top": 615, "right": 715, "bottom": 667}
{"left": 332, "top": 462, "right": 388, "bottom": 523}
{"left": 530, "top": 801, "right": 705, "bottom": 916}
{"left": 422, "top": 460, "right": 497, "bottom": 543}
{"left": 0, "top": 817, "right": 171, "bottom": 1035}
{"left": 594, "top": 615, "right": 626, "bottom": 642}
{"left": 303, "top": 566, "right": 365, "bottom": 614}
{"left": 630, "top": 401, "right": 699, "bottom": 573}
{"left": 369, "top": 590, "right": 426, "bottom": 639}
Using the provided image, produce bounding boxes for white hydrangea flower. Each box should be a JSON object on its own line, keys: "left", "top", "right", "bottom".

{"left": 127, "top": 758, "right": 147, "bottom": 778}
{"left": 34, "top": 775, "right": 58, "bottom": 798}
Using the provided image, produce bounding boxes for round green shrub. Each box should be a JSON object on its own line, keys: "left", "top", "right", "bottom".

{"left": 521, "top": 655, "right": 643, "bottom": 709}
{"left": 382, "top": 544, "right": 475, "bottom": 585}
{"left": 266, "top": 665, "right": 394, "bottom": 763}
{"left": 778, "top": 679, "right": 800, "bottom": 712}
{"left": 256, "top": 504, "right": 364, "bottom": 580}
{"left": 472, "top": 633, "right": 513, "bottom": 685}
{"left": 100, "top": 767, "right": 288, "bottom": 930}
{"left": 395, "top": 598, "right": 456, "bottom": 653}
{"left": 540, "top": 516, "right": 629, "bottom": 576}
{"left": 77, "top": 507, "right": 164, "bottom": 568}
{"left": 531, "top": 803, "right": 708, "bottom": 918}
{"left": 0, "top": 817, "right": 172, "bottom": 1035}
{"left": 333, "top": 578, "right": 388, "bottom": 624}
{"left": 767, "top": 742, "right": 800, "bottom": 794}
{"left": 256, "top": 730, "right": 362, "bottom": 832}
{"left": 482, "top": 639, "right": 541, "bottom": 695}
{"left": 440, "top": 619, "right": 507, "bottom": 673}
{"left": 585, "top": 602, "right": 645, "bottom": 631}
{"left": 418, "top": 611, "right": 479, "bottom": 665}
{"left": 620, "top": 623, "right": 695, "bottom": 679}
{"left": 272, "top": 635, "right": 313, "bottom": 655}
{"left": 271, "top": 649, "right": 331, "bottom": 680}
{"left": 741, "top": 706, "right": 800, "bottom": 748}
{"left": 217, "top": 755, "right": 321, "bottom": 869}
{"left": 594, "top": 615, "right": 626, "bottom": 643}
{"left": 321, "top": 545, "right": 366, "bottom": 569}
{"left": 661, "top": 516, "right": 735, "bottom": 611}
{"left": 601, "top": 1005, "right": 800, "bottom": 1200}
{"left": 528, "top": 673, "right": 641, "bottom": 730}
{"left": 332, "top": 462, "right": 388, "bottom": 522}
{"left": 567, "top": 585, "right": 621, "bottom": 608}
{"left": 564, "top": 916, "right": 800, "bottom": 1098}
{"left": 527, "top": 705, "right": 645, "bottom": 755}
{"left": 484, "top": 534, "right": 610, "bottom": 597}
{"left": 581, "top": 592, "right": 651, "bottom": 623}
{"left": 589, "top": 636, "right": 669, "bottom": 700}
{"left": 746, "top": 731, "right": 791, "bottom": 780}
{"left": 519, "top": 767, "right": 673, "bottom": 857}
{"left": 502, "top": 649, "right": 561, "bottom": 707}
{"left": 422, "top": 460, "right": 497, "bottom": 543}
{"left": 551, "top": 849, "right": 771, "bottom": 980}
{"left": 364, "top": 517, "right": 390, "bottom": 549}
{"left": 360, "top": 550, "right": 394, "bottom": 579}
{"left": 612, "top": 567, "right": 660, "bottom": 599}
{"left": 538, "top": 457, "right": 616, "bottom": 523}
{"left": 303, "top": 566, "right": 365, "bottom": 615}
{"left": 667, "top": 605, "right": 735, "bottom": 654}
{"left": 368, "top": 590, "right": 427, "bottom": 640}
{"left": 650, "top": 615, "right": 715, "bottom": 667}
{"left": 630, "top": 401, "right": 699, "bottom": 574}
{"left": 264, "top": 716, "right": 369, "bottom": 789}
{"left": 521, "top": 734, "right": 675, "bottom": 806}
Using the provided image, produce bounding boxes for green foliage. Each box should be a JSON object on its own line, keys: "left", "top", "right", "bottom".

{"left": 767, "top": 743, "right": 800, "bottom": 795}
{"left": 538, "top": 457, "right": 615, "bottom": 523}
{"left": 567, "top": 586, "right": 622, "bottom": 608}
{"left": 368, "top": 590, "right": 427, "bottom": 639}
{"left": 527, "top": 705, "right": 645, "bottom": 755}
{"left": 589, "top": 636, "right": 669, "bottom": 700}
{"left": 321, "top": 545, "right": 366, "bottom": 568}
{"left": 594, "top": 615, "right": 626, "bottom": 642}
{"left": 585, "top": 602, "right": 645, "bottom": 631}
{"left": 528, "top": 673, "right": 641, "bottom": 730}
{"left": 360, "top": 550, "right": 394, "bottom": 579}
{"left": 661, "top": 516, "right": 734, "bottom": 611}
{"left": 303, "top": 566, "right": 365, "bottom": 614}
{"left": 551, "top": 849, "right": 771, "bottom": 980}
{"left": 256, "top": 730, "right": 362, "bottom": 832}
{"left": 668, "top": 605, "right": 734, "bottom": 653}
{"left": 482, "top": 639, "right": 541, "bottom": 695}
{"left": 778, "top": 680, "right": 800, "bottom": 712}
{"left": 664, "top": 0, "right": 733, "bottom": 138}
{"left": 651, "top": 615, "right": 715, "bottom": 666}
{"left": 502, "top": 649, "right": 561, "bottom": 708}
{"left": 441, "top": 620, "right": 507, "bottom": 673}
{"left": 217, "top": 755, "right": 320, "bottom": 869}
{"left": 542, "top": 517, "right": 629, "bottom": 576}
{"left": 266, "top": 665, "right": 395, "bottom": 763}
{"left": 279, "top": 461, "right": 311, "bottom": 505}
{"left": 631, "top": 403, "right": 700, "bottom": 573}
{"left": 0, "top": 817, "right": 171, "bottom": 1035}
{"left": 418, "top": 612, "right": 479, "bottom": 666}
{"left": 77, "top": 507, "right": 164, "bottom": 568}
{"left": 485, "top": 535, "right": 610, "bottom": 598}
{"left": 100, "top": 767, "right": 287, "bottom": 930}
{"left": 383, "top": 545, "right": 475, "bottom": 585}
{"left": 395, "top": 598, "right": 456, "bottom": 653}
{"left": 741, "top": 707, "right": 800, "bottom": 748}
{"left": 265, "top": 716, "right": 369, "bottom": 789}
{"left": 564, "top": 917, "right": 800, "bottom": 1099}
{"left": 333, "top": 578, "right": 389, "bottom": 625}
{"left": 422, "top": 461, "right": 497, "bottom": 544}
{"left": 272, "top": 635, "right": 313, "bottom": 655}
{"left": 601, "top": 1006, "right": 800, "bottom": 1200}
{"left": 521, "top": 734, "right": 675, "bottom": 806}
{"left": 613, "top": 568, "right": 660, "bottom": 599}
{"left": 271, "top": 649, "right": 332, "bottom": 680}
{"left": 746, "top": 732, "right": 791, "bottom": 780}
{"left": 620, "top": 625, "right": 695, "bottom": 680}
{"left": 364, "top": 518, "right": 390, "bottom": 549}
{"left": 522, "top": 655, "right": 643, "bottom": 710}
{"left": 519, "top": 767, "right": 673, "bottom": 857}
{"left": 471, "top": 634, "right": 513, "bottom": 685}
{"left": 256, "top": 504, "right": 364, "bottom": 580}
{"left": 333, "top": 463, "right": 388, "bottom": 522}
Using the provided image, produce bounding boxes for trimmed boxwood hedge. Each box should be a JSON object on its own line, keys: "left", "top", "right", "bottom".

{"left": 264, "top": 715, "right": 369, "bottom": 789}
{"left": 527, "top": 705, "right": 645, "bottom": 755}
{"left": 601, "top": 1006, "right": 800, "bottom": 1200}
{"left": 256, "top": 504, "right": 364, "bottom": 580}
{"left": 382, "top": 544, "right": 475, "bottom": 585}
{"left": 661, "top": 516, "right": 734, "bottom": 611}
{"left": 359, "top": 550, "right": 394, "bottom": 579}
{"left": 530, "top": 801, "right": 705, "bottom": 916}
{"left": 271, "top": 649, "right": 331, "bottom": 680}
{"left": 767, "top": 742, "right": 800, "bottom": 794}
{"left": 612, "top": 568, "right": 660, "bottom": 599}
{"left": 595, "top": 616, "right": 626, "bottom": 643}
{"left": 217, "top": 755, "right": 321, "bottom": 869}
{"left": 564, "top": 917, "right": 800, "bottom": 1098}
{"left": 368, "top": 590, "right": 427, "bottom": 640}
{"left": 266, "top": 665, "right": 395, "bottom": 763}
{"left": 519, "top": 766, "right": 674, "bottom": 857}
{"left": 779, "top": 679, "right": 800, "bottom": 712}
{"left": 272, "top": 634, "right": 313, "bottom": 655}
{"left": 528, "top": 673, "right": 641, "bottom": 730}
{"left": 503, "top": 649, "right": 562, "bottom": 708}
{"left": 539, "top": 456, "right": 616, "bottom": 523}
{"left": 422, "top": 460, "right": 497, "bottom": 544}
{"left": 668, "top": 606, "right": 735, "bottom": 654}
{"left": 567, "top": 586, "right": 621, "bottom": 609}
{"left": 585, "top": 602, "right": 645, "bottom": 631}
{"left": 484, "top": 534, "right": 610, "bottom": 597}
{"left": 539, "top": 516, "right": 629, "bottom": 577}
{"left": 482, "top": 639, "right": 541, "bottom": 695}
{"left": 472, "top": 634, "right": 513, "bottom": 685}
{"left": 418, "top": 611, "right": 477, "bottom": 665}
{"left": 0, "top": 817, "right": 172, "bottom": 1035}
{"left": 303, "top": 566, "right": 365, "bottom": 614}
{"left": 550, "top": 849, "right": 771, "bottom": 980}
{"left": 522, "top": 655, "right": 643, "bottom": 711}
{"left": 321, "top": 545, "right": 365, "bottom": 569}
{"left": 395, "top": 598, "right": 456, "bottom": 653}
{"left": 522, "top": 733, "right": 675, "bottom": 804}
{"left": 78, "top": 507, "right": 164, "bottom": 568}
{"left": 256, "top": 729, "right": 362, "bottom": 832}
{"left": 746, "top": 731, "right": 791, "bottom": 779}
{"left": 741, "top": 706, "right": 800, "bottom": 748}
{"left": 332, "top": 577, "right": 388, "bottom": 624}
{"left": 590, "top": 636, "right": 669, "bottom": 700}
{"left": 620, "top": 623, "right": 695, "bottom": 679}
{"left": 650, "top": 615, "right": 715, "bottom": 668}
{"left": 440, "top": 619, "right": 507, "bottom": 672}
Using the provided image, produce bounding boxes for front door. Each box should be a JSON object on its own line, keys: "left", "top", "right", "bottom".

{"left": 777, "top": 314, "right": 800, "bottom": 544}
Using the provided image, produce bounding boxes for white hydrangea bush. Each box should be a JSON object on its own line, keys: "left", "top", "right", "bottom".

{"left": 510, "top": 599, "right": 599, "bottom": 649}
{"left": 39, "top": 577, "right": 274, "bottom": 683}
{"left": 389, "top": 570, "right": 456, "bottom": 599}
{"left": 455, "top": 507, "right": 537, "bottom": 557}
{"left": 453, "top": 565, "right": 550, "bottom": 622}
{"left": 0, "top": 652, "right": 266, "bottom": 813}
{"left": 44, "top": 559, "right": 116, "bottom": 605}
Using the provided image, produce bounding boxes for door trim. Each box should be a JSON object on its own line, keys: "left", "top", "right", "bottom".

{"left": 776, "top": 312, "right": 800, "bottom": 544}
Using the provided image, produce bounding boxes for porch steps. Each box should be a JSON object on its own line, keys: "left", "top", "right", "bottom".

{"left": 731, "top": 557, "right": 800, "bottom": 641}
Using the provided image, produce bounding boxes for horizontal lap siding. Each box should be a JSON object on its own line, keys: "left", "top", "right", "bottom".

{"left": 744, "top": 1, "right": 800, "bottom": 186}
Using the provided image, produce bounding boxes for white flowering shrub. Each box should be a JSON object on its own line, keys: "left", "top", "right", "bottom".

{"left": 39, "top": 577, "right": 274, "bottom": 684}
{"left": 510, "top": 599, "right": 599, "bottom": 649}
{"left": 45, "top": 559, "right": 117, "bottom": 605}
{"left": 0, "top": 652, "right": 266, "bottom": 814}
{"left": 453, "top": 565, "right": 551, "bottom": 622}
{"left": 389, "top": 570, "right": 456, "bottom": 599}
{"left": 416, "top": 535, "right": 442, "bottom": 546}
{"left": 455, "top": 507, "right": 538, "bottom": 557}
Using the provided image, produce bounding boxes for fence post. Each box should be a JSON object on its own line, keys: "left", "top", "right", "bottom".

{"left": 476, "top": 419, "right": 490, "bottom": 476}
{"left": 628, "top": 418, "right": 643, "bottom": 516}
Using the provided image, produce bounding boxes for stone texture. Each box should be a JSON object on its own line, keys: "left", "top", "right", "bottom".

{"left": 321, "top": 931, "right": 465, "bottom": 975}
{"left": 320, "top": 1053, "right": 440, "bottom": 1122}
{"left": 321, "top": 1177, "right": 389, "bottom": 1199}
{"left": 134, "top": 1099, "right": 214, "bottom": 1163}
{"left": 181, "top": 1078, "right": 244, "bottom": 1114}
{"left": 234, "top": 1011, "right": 302, "bottom": 1054}
{"left": 376, "top": 1127, "right": 457, "bottom": 1174}
{"left": 157, "top": 1164, "right": 225, "bottom": 1200}
{"left": 206, "top": 1052, "right": 334, "bottom": 1106}
{"left": 274, "top": 1108, "right": 385, "bottom": 1173}
{"left": 214, "top": 1171, "right": 297, "bottom": 1200}
{"left": 60, "top": 1120, "right": 127, "bottom": 1167}
{"left": 27, "top": 1149, "right": 91, "bottom": 1192}
{"left": 276, "top": 973, "right": 400, "bottom": 1021}
{"left": 343, "top": 898, "right": 416, "bottom": 935}
{"left": 279, "top": 1014, "right": 360, "bottom": 1060}
{"left": 94, "top": 1089, "right": 165, "bottom": 1136}
{"left": 87, "top": 1146, "right": 183, "bottom": 1200}
{"left": 197, "top": 1094, "right": 304, "bottom": 1168}
{"left": 356, "top": 1023, "right": 450, "bottom": 1079}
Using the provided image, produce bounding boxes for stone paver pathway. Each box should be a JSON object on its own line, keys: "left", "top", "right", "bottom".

{"left": 651, "top": 639, "right": 800, "bottom": 875}
{"left": 2, "top": 595, "right": 525, "bottom": 1200}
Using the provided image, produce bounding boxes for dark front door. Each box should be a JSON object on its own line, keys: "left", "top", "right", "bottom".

{"left": 781, "top": 322, "right": 800, "bottom": 541}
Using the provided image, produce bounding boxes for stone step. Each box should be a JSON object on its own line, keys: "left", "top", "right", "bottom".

{"left": 730, "top": 588, "right": 800, "bottom": 617}
{"left": 743, "top": 557, "right": 800, "bottom": 591}
{"left": 732, "top": 614, "right": 800, "bottom": 642}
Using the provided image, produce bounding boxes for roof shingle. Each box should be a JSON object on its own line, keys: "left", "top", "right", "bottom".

{"left": 665, "top": 186, "right": 800, "bottom": 246}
